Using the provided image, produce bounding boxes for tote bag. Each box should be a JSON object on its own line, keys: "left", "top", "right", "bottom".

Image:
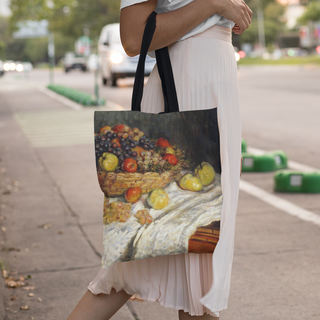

{"left": 94, "top": 12, "right": 223, "bottom": 268}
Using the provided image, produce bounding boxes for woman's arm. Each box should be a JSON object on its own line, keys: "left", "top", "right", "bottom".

{"left": 120, "top": 0, "right": 252, "bottom": 57}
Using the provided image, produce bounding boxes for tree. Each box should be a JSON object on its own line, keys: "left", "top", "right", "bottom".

{"left": 10, "top": 0, "right": 120, "bottom": 39}
{"left": 239, "top": 0, "right": 287, "bottom": 47}
{"left": 298, "top": 1, "right": 320, "bottom": 24}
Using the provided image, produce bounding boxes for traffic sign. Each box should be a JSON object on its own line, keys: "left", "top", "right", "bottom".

{"left": 13, "top": 20, "right": 49, "bottom": 39}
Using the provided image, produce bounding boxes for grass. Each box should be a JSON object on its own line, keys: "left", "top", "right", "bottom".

{"left": 47, "top": 84, "right": 105, "bottom": 106}
{"left": 238, "top": 55, "right": 320, "bottom": 66}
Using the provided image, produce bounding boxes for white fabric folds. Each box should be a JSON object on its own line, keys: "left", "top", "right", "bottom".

{"left": 88, "top": 25, "right": 241, "bottom": 317}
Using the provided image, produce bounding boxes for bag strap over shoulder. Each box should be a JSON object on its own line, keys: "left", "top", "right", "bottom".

{"left": 131, "top": 12, "right": 179, "bottom": 113}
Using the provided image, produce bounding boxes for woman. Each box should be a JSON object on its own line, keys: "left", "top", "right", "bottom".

{"left": 67, "top": 0, "right": 251, "bottom": 319}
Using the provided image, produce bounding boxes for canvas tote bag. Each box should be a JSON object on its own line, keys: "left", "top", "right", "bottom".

{"left": 94, "top": 12, "right": 223, "bottom": 268}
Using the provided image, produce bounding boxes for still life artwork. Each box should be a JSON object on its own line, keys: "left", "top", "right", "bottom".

{"left": 94, "top": 110, "right": 223, "bottom": 268}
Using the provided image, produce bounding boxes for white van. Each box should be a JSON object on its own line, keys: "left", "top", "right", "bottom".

{"left": 98, "top": 23, "right": 156, "bottom": 87}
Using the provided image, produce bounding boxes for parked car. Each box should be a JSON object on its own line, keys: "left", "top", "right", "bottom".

{"left": 0, "top": 60, "right": 4, "bottom": 76}
{"left": 98, "top": 23, "right": 156, "bottom": 87}
{"left": 62, "top": 52, "right": 87, "bottom": 73}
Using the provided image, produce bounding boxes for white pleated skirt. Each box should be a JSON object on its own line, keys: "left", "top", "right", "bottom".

{"left": 88, "top": 25, "right": 242, "bottom": 317}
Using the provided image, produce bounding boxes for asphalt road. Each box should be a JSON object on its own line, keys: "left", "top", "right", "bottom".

{"left": 0, "top": 66, "right": 319, "bottom": 320}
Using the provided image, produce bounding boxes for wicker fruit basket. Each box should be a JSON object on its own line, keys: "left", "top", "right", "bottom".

{"left": 98, "top": 170, "right": 177, "bottom": 197}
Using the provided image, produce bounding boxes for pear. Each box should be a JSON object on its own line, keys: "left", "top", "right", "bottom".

{"left": 194, "top": 162, "right": 215, "bottom": 186}
{"left": 179, "top": 173, "right": 203, "bottom": 192}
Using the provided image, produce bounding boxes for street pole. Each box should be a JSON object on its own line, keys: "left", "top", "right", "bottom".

{"left": 94, "top": 61, "right": 100, "bottom": 105}
{"left": 48, "top": 32, "right": 55, "bottom": 85}
{"left": 257, "top": 0, "right": 266, "bottom": 55}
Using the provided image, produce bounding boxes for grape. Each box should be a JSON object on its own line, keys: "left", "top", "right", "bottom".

{"left": 106, "top": 132, "right": 113, "bottom": 138}
{"left": 112, "top": 149, "right": 117, "bottom": 155}
{"left": 112, "top": 133, "right": 117, "bottom": 138}
{"left": 112, "top": 143, "right": 118, "bottom": 148}
{"left": 143, "top": 144, "right": 149, "bottom": 150}
{"left": 128, "top": 150, "right": 132, "bottom": 156}
{"left": 116, "top": 147, "right": 122, "bottom": 152}
{"left": 124, "top": 153, "right": 130, "bottom": 158}
{"left": 106, "top": 137, "right": 111, "bottom": 142}
{"left": 116, "top": 150, "right": 122, "bottom": 156}
{"left": 146, "top": 151, "right": 152, "bottom": 157}
{"left": 130, "top": 142, "right": 136, "bottom": 148}
{"left": 128, "top": 136, "right": 133, "bottom": 141}
{"left": 132, "top": 151, "right": 137, "bottom": 157}
{"left": 95, "top": 143, "right": 100, "bottom": 149}
{"left": 124, "top": 145, "right": 130, "bottom": 152}
{"left": 137, "top": 156, "right": 143, "bottom": 161}
{"left": 120, "top": 137, "right": 126, "bottom": 143}
{"left": 149, "top": 144, "right": 155, "bottom": 149}
{"left": 119, "top": 155, "right": 124, "bottom": 162}
{"left": 100, "top": 141, "right": 105, "bottom": 146}
{"left": 140, "top": 138, "right": 145, "bottom": 144}
{"left": 107, "top": 147, "right": 113, "bottom": 153}
{"left": 101, "top": 136, "right": 106, "bottom": 141}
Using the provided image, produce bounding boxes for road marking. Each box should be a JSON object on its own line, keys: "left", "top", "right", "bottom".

{"left": 247, "top": 146, "right": 317, "bottom": 172}
{"left": 15, "top": 89, "right": 125, "bottom": 148}
{"left": 14, "top": 110, "right": 95, "bottom": 148}
{"left": 239, "top": 180, "right": 320, "bottom": 227}
{"left": 241, "top": 146, "right": 319, "bottom": 226}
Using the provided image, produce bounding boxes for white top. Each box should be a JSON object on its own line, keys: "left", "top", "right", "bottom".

{"left": 120, "top": 0, "right": 235, "bottom": 42}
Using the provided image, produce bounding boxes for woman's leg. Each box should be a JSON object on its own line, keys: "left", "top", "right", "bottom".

{"left": 179, "top": 310, "right": 219, "bottom": 320}
{"left": 67, "top": 289, "right": 132, "bottom": 320}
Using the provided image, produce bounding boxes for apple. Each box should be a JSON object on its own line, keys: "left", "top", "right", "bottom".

{"left": 125, "top": 187, "right": 142, "bottom": 203}
{"left": 156, "top": 138, "right": 171, "bottom": 148}
{"left": 194, "top": 162, "right": 215, "bottom": 186}
{"left": 112, "top": 124, "right": 125, "bottom": 133}
{"left": 164, "top": 146, "right": 175, "bottom": 155}
{"left": 163, "top": 154, "right": 178, "bottom": 165}
{"left": 122, "top": 158, "right": 138, "bottom": 173}
{"left": 179, "top": 173, "right": 203, "bottom": 192}
{"left": 99, "top": 152, "right": 119, "bottom": 172}
{"left": 147, "top": 189, "right": 169, "bottom": 210}
{"left": 99, "top": 126, "right": 112, "bottom": 134}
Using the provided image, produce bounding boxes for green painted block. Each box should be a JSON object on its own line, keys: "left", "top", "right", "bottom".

{"left": 241, "top": 139, "right": 247, "bottom": 153}
{"left": 274, "top": 170, "right": 320, "bottom": 193}
{"left": 265, "top": 150, "right": 288, "bottom": 170}
{"left": 241, "top": 153, "right": 276, "bottom": 172}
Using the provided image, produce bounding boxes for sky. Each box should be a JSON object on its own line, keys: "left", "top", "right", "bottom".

{"left": 0, "top": 0, "right": 11, "bottom": 16}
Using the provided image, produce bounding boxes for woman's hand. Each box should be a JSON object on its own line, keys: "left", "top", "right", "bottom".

{"left": 214, "top": 0, "right": 252, "bottom": 34}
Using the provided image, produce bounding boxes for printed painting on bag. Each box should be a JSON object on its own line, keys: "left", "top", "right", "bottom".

{"left": 94, "top": 109, "right": 222, "bottom": 268}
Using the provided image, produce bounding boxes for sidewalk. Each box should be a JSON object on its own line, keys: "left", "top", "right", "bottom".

{"left": 1, "top": 79, "right": 320, "bottom": 319}
{"left": 0, "top": 88, "right": 176, "bottom": 319}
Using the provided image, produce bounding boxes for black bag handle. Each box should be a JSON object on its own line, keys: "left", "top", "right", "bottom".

{"left": 131, "top": 11, "right": 179, "bottom": 113}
